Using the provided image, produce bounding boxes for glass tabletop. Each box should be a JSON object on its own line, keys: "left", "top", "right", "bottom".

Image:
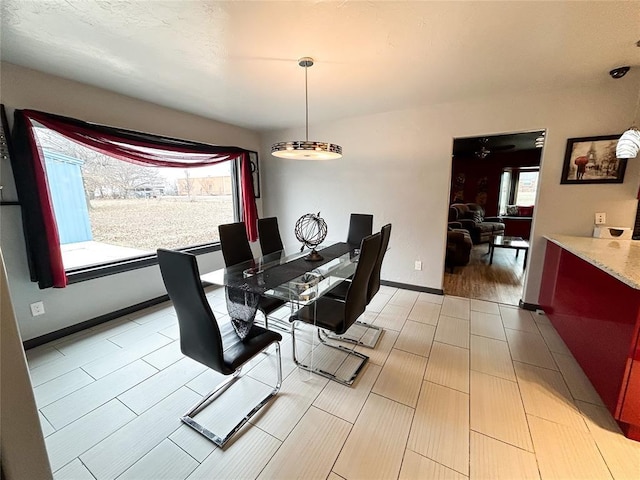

{"left": 492, "top": 235, "right": 529, "bottom": 248}
{"left": 200, "top": 242, "right": 359, "bottom": 305}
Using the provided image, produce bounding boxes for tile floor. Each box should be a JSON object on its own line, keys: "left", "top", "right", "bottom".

{"left": 26, "top": 286, "right": 640, "bottom": 479}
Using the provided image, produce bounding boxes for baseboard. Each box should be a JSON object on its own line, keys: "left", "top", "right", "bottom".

{"left": 23, "top": 294, "right": 170, "bottom": 350}
{"left": 519, "top": 299, "right": 542, "bottom": 312}
{"left": 380, "top": 280, "right": 444, "bottom": 296}
{"left": 24, "top": 281, "right": 444, "bottom": 349}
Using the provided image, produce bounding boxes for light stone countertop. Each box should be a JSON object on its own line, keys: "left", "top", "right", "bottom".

{"left": 545, "top": 234, "right": 640, "bottom": 290}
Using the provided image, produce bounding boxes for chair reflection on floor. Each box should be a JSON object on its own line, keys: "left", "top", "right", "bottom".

{"left": 157, "top": 248, "right": 282, "bottom": 447}
{"left": 289, "top": 232, "right": 382, "bottom": 386}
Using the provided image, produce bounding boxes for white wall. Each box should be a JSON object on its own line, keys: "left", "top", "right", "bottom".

{"left": 0, "top": 248, "right": 52, "bottom": 479}
{"left": 260, "top": 77, "right": 640, "bottom": 305}
{"left": 0, "top": 63, "right": 262, "bottom": 340}
{"left": 2, "top": 61, "right": 638, "bottom": 341}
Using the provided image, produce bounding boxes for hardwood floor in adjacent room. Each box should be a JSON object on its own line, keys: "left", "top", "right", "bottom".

{"left": 444, "top": 243, "right": 526, "bottom": 306}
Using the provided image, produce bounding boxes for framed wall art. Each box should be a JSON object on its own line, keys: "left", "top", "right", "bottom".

{"left": 560, "top": 135, "right": 626, "bottom": 184}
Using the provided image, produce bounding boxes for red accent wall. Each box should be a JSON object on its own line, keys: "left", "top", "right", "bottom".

{"left": 451, "top": 150, "right": 541, "bottom": 217}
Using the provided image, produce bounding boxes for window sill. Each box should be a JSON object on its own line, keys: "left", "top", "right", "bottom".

{"left": 66, "top": 243, "right": 221, "bottom": 284}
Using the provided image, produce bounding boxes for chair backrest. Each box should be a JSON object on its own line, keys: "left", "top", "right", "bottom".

{"left": 465, "top": 203, "right": 486, "bottom": 221}
{"left": 347, "top": 213, "right": 373, "bottom": 246}
{"left": 367, "top": 223, "right": 392, "bottom": 304}
{"left": 342, "top": 232, "right": 381, "bottom": 333}
{"left": 450, "top": 203, "right": 469, "bottom": 219}
{"left": 157, "top": 249, "right": 227, "bottom": 373}
{"left": 448, "top": 207, "right": 459, "bottom": 222}
{"left": 258, "top": 217, "right": 284, "bottom": 256}
{"left": 219, "top": 222, "right": 253, "bottom": 267}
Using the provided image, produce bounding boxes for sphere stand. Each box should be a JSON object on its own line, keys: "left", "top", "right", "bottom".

{"left": 304, "top": 249, "right": 323, "bottom": 262}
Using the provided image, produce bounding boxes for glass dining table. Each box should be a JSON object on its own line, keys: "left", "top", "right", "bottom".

{"left": 201, "top": 242, "right": 374, "bottom": 384}
{"left": 200, "top": 242, "right": 359, "bottom": 306}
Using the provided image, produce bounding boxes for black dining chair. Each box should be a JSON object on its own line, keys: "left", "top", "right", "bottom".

{"left": 342, "top": 213, "right": 374, "bottom": 282}
{"left": 218, "top": 222, "right": 255, "bottom": 268}
{"left": 324, "top": 223, "right": 392, "bottom": 348}
{"left": 366, "top": 223, "right": 392, "bottom": 302}
{"left": 258, "top": 217, "right": 284, "bottom": 256}
{"left": 218, "top": 222, "right": 286, "bottom": 330}
{"left": 347, "top": 213, "right": 374, "bottom": 246}
{"left": 289, "top": 232, "right": 382, "bottom": 386}
{"left": 157, "top": 249, "right": 282, "bottom": 447}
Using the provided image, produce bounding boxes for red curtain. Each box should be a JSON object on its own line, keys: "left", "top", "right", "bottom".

{"left": 22, "top": 114, "right": 67, "bottom": 287}
{"left": 13, "top": 109, "right": 258, "bottom": 288}
{"left": 240, "top": 152, "right": 259, "bottom": 242}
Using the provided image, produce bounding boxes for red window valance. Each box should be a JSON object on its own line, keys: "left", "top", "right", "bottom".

{"left": 11, "top": 108, "right": 258, "bottom": 288}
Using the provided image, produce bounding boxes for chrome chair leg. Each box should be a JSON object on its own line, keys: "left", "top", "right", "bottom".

{"left": 291, "top": 321, "right": 368, "bottom": 386}
{"left": 325, "top": 320, "right": 383, "bottom": 348}
{"left": 259, "top": 306, "right": 294, "bottom": 334}
{"left": 265, "top": 316, "right": 293, "bottom": 334}
{"left": 259, "top": 311, "right": 292, "bottom": 334}
{"left": 181, "top": 342, "right": 282, "bottom": 447}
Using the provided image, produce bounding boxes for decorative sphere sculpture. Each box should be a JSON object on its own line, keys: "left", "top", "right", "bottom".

{"left": 294, "top": 212, "right": 328, "bottom": 261}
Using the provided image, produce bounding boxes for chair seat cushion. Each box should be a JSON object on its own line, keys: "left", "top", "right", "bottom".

{"left": 484, "top": 221, "right": 505, "bottom": 232}
{"left": 289, "top": 297, "right": 349, "bottom": 334}
{"left": 259, "top": 296, "right": 286, "bottom": 315}
{"left": 475, "top": 223, "right": 495, "bottom": 234}
{"left": 323, "top": 280, "right": 350, "bottom": 301}
{"left": 220, "top": 322, "right": 282, "bottom": 372}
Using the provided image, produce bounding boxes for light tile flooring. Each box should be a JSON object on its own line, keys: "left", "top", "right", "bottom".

{"left": 26, "top": 286, "right": 640, "bottom": 479}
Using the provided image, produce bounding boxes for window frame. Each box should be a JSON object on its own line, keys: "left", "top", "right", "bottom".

{"left": 63, "top": 155, "right": 244, "bottom": 284}
{"left": 498, "top": 166, "right": 539, "bottom": 215}
{"left": 11, "top": 108, "right": 258, "bottom": 289}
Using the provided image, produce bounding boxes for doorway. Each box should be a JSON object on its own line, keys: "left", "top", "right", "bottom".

{"left": 444, "top": 130, "right": 544, "bottom": 305}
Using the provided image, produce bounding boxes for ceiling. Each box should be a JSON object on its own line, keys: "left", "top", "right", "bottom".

{"left": 1, "top": 1, "right": 639, "bottom": 132}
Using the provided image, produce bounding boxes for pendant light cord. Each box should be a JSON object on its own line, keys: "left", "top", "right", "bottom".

{"left": 304, "top": 63, "right": 309, "bottom": 141}
{"left": 270, "top": 56, "right": 341, "bottom": 159}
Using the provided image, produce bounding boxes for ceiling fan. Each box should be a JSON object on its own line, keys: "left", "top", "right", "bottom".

{"left": 474, "top": 137, "right": 515, "bottom": 159}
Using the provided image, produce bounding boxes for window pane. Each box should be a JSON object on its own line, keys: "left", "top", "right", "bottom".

{"left": 33, "top": 127, "right": 237, "bottom": 270}
{"left": 515, "top": 171, "right": 538, "bottom": 206}
{"left": 498, "top": 170, "right": 511, "bottom": 215}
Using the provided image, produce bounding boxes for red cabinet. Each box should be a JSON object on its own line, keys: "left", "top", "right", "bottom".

{"left": 539, "top": 241, "right": 640, "bottom": 441}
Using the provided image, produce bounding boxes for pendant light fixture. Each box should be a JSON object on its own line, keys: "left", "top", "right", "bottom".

{"left": 615, "top": 52, "right": 640, "bottom": 159}
{"left": 271, "top": 57, "right": 342, "bottom": 160}
{"left": 617, "top": 127, "right": 640, "bottom": 159}
{"left": 616, "top": 82, "right": 640, "bottom": 158}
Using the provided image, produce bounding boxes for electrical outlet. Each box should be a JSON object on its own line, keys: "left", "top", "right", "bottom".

{"left": 30, "top": 301, "right": 45, "bottom": 317}
{"left": 595, "top": 212, "right": 606, "bottom": 225}
{"left": 414, "top": 260, "right": 422, "bottom": 271}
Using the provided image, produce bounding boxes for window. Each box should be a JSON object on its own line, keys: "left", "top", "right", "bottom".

{"left": 514, "top": 170, "right": 538, "bottom": 206}
{"left": 12, "top": 109, "right": 256, "bottom": 289}
{"left": 498, "top": 167, "right": 539, "bottom": 215}
{"left": 32, "top": 126, "right": 240, "bottom": 272}
{"left": 497, "top": 170, "right": 512, "bottom": 216}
